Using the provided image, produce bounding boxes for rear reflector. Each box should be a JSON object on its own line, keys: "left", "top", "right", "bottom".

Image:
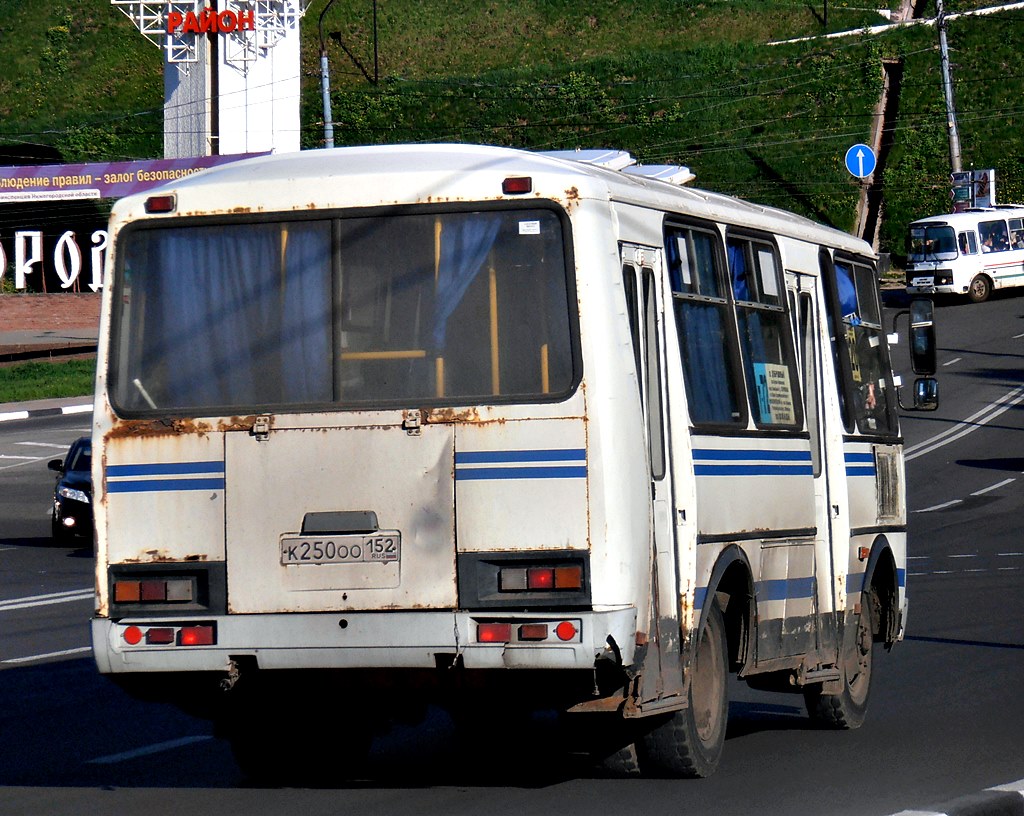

{"left": 555, "top": 621, "right": 578, "bottom": 641}
{"left": 518, "top": 623, "right": 549, "bottom": 641}
{"left": 123, "top": 625, "right": 143, "bottom": 645}
{"left": 477, "top": 623, "right": 512, "bottom": 643}
{"left": 145, "top": 628, "right": 175, "bottom": 645}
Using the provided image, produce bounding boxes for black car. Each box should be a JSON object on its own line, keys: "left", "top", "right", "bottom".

{"left": 48, "top": 436, "right": 93, "bottom": 543}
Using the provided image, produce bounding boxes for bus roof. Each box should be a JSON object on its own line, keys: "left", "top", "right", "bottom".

{"left": 910, "top": 204, "right": 1024, "bottom": 228}
{"left": 112, "top": 143, "right": 873, "bottom": 257}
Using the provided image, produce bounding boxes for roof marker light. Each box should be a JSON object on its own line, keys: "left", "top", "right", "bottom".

{"left": 144, "top": 194, "right": 176, "bottom": 214}
{"left": 502, "top": 177, "right": 532, "bottom": 195}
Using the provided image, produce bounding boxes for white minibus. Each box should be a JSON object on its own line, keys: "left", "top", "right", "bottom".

{"left": 91, "top": 144, "right": 935, "bottom": 780}
{"left": 906, "top": 205, "right": 1024, "bottom": 301}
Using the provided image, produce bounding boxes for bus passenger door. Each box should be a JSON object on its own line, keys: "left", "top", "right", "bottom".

{"left": 621, "top": 244, "right": 685, "bottom": 704}
{"left": 792, "top": 273, "right": 839, "bottom": 660}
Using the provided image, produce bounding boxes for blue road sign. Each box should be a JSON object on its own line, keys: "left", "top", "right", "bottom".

{"left": 845, "top": 144, "right": 876, "bottom": 179}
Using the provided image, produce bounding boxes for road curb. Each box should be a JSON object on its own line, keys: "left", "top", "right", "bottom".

{"left": 0, "top": 402, "right": 92, "bottom": 424}
{"left": 893, "top": 780, "right": 1024, "bottom": 816}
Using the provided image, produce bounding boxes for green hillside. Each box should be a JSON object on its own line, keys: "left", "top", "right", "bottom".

{"left": 2, "top": 0, "right": 1022, "bottom": 260}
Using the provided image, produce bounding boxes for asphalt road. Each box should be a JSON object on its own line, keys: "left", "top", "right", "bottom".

{"left": 0, "top": 292, "right": 1022, "bottom": 816}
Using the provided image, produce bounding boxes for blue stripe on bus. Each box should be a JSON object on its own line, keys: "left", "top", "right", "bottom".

{"left": 846, "top": 465, "right": 877, "bottom": 477}
{"left": 844, "top": 452, "right": 874, "bottom": 463}
{"left": 455, "top": 449, "right": 586, "bottom": 464}
{"left": 693, "top": 449, "right": 811, "bottom": 461}
{"left": 107, "top": 477, "right": 226, "bottom": 493}
{"left": 107, "top": 461, "right": 225, "bottom": 477}
{"left": 695, "top": 577, "right": 815, "bottom": 609}
{"left": 694, "top": 449, "right": 812, "bottom": 476}
{"left": 455, "top": 466, "right": 587, "bottom": 481}
{"left": 757, "top": 576, "right": 816, "bottom": 601}
{"left": 695, "top": 464, "right": 814, "bottom": 476}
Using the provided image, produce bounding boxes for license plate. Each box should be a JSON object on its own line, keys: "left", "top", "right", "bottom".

{"left": 280, "top": 532, "right": 401, "bottom": 565}
{"left": 911, "top": 277, "right": 933, "bottom": 287}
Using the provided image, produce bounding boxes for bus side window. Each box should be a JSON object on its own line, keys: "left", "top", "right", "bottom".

{"left": 665, "top": 224, "right": 746, "bottom": 427}
{"left": 1009, "top": 218, "right": 1024, "bottom": 249}
{"left": 958, "top": 231, "right": 978, "bottom": 255}
{"left": 726, "top": 234, "right": 802, "bottom": 430}
{"left": 980, "top": 219, "right": 1010, "bottom": 252}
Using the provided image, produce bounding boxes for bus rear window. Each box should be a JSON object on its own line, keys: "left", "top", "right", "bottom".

{"left": 110, "top": 209, "right": 577, "bottom": 414}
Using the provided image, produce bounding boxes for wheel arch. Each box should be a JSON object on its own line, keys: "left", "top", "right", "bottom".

{"left": 698, "top": 544, "right": 755, "bottom": 673}
{"left": 861, "top": 534, "right": 900, "bottom": 646}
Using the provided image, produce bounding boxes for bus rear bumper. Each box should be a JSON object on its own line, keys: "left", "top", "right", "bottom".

{"left": 91, "top": 608, "right": 638, "bottom": 674}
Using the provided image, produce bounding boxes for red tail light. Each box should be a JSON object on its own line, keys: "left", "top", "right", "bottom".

{"left": 477, "top": 623, "right": 512, "bottom": 643}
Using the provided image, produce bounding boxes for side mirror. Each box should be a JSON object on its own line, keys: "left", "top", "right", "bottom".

{"left": 909, "top": 298, "right": 936, "bottom": 375}
{"left": 48, "top": 458, "right": 64, "bottom": 473}
{"left": 913, "top": 377, "right": 939, "bottom": 410}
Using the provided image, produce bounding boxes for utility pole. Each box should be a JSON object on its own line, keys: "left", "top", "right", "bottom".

{"left": 936, "top": 0, "right": 962, "bottom": 173}
{"left": 319, "top": 0, "right": 337, "bottom": 149}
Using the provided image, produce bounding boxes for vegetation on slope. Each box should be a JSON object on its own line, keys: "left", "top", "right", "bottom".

{"left": 1, "top": 0, "right": 1022, "bottom": 261}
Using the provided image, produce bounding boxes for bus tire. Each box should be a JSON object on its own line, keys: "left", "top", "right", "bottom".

{"left": 804, "top": 591, "right": 874, "bottom": 729}
{"left": 968, "top": 274, "right": 991, "bottom": 303}
{"left": 638, "top": 600, "right": 728, "bottom": 778}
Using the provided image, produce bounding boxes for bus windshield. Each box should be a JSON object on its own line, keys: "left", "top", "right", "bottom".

{"left": 109, "top": 208, "right": 577, "bottom": 415}
{"left": 908, "top": 224, "right": 957, "bottom": 262}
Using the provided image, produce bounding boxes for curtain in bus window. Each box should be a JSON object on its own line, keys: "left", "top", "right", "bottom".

{"left": 432, "top": 215, "right": 502, "bottom": 348}
{"left": 666, "top": 229, "right": 741, "bottom": 425}
{"left": 129, "top": 223, "right": 332, "bottom": 410}
{"left": 279, "top": 222, "right": 333, "bottom": 402}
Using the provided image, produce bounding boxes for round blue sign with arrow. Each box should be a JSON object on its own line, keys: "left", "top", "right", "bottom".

{"left": 844, "top": 143, "right": 876, "bottom": 179}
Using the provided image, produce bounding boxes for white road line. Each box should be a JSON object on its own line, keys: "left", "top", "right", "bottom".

{"left": 2, "top": 646, "right": 91, "bottom": 665}
{"left": 948, "top": 554, "right": 977, "bottom": 559}
{"left": 997, "top": 552, "right": 1024, "bottom": 557}
{"left": 14, "top": 442, "right": 72, "bottom": 449}
{"left": 915, "top": 499, "right": 963, "bottom": 513}
{"left": 0, "top": 455, "right": 41, "bottom": 461}
{"left": 971, "top": 477, "right": 1015, "bottom": 496}
{"left": 905, "top": 384, "right": 1024, "bottom": 461}
{"left": 87, "top": 736, "right": 213, "bottom": 765}
{"left": 942, "top": 357, "right": 962, "bottom": 366}
{"left": 0, "top": 589, "right": 93, "bottom": 612}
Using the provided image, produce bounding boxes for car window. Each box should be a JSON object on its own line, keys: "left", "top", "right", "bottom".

{"left": 67, "top": 442, "right": 92, "bottom": 473}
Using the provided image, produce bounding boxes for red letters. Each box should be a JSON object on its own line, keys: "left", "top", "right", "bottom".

{"left": 166, "top": 7, "right": 257, "bottom": 35}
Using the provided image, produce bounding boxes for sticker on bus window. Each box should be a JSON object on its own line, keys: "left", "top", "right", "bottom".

{"left": 519, "top": 221, "right": 541, "bottom": 235}
{"left": 754, "top": 362, "right": 795, "bottom": 425}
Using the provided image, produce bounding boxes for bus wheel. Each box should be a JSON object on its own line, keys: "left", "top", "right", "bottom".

{"left": 968, "top": 274, "right": 991, "bottom": 303}
{"left": 638, "top": 600, "right": 728, "bottom": 778}
{"left": 805, "top": 591, "right": 874, "bottom": 729}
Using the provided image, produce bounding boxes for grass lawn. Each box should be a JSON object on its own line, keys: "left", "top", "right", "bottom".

{"left": 0, "top": 359, "right": 95, "bottom": 405}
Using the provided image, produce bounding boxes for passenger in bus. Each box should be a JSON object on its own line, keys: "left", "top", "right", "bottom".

{"left": 981, "top": 232, "right": 995, "bottom": 252}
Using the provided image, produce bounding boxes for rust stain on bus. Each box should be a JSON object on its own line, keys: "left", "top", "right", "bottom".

{"left": 105, "top": 418, "right": 214, "bottom": 439}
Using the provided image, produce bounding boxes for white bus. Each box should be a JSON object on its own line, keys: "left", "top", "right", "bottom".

{"left": 91, "top": 144, "right": 936, "bottom": 780}
{"left": 906, "top": 204, "right": 1024, "bottom": 302}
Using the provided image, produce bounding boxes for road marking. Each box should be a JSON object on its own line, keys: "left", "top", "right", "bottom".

{"left": 942, "top": 357, "right": 962, "bottom": 366}
{"left": 15, "top": 441, "right": 73, "bottom": 449}
{"left": 87, "top": 736, "right": 214, "bottom": 765}
{"left": 998, "top": 552, "right": 1024, "bottom": 557}
{"left": 0, "top": 454, "right": 41, "bottom": 460}
{"left": 904, "top": 384, "right": 1024, "bottom": 461}
{"left": 948, "top": 553, "right": 977, "bottom": 559}
{"left": 915, "top": 499, "right": 962, "bottom": 513}
{"left": 0, "top": 588, "right": 93, "bottom": 612}
{"left": 971, "top": 477, "right": 1015, "bottom": 496}
{"left": 2, "top": 646, "right": 91, "bottom": 665}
